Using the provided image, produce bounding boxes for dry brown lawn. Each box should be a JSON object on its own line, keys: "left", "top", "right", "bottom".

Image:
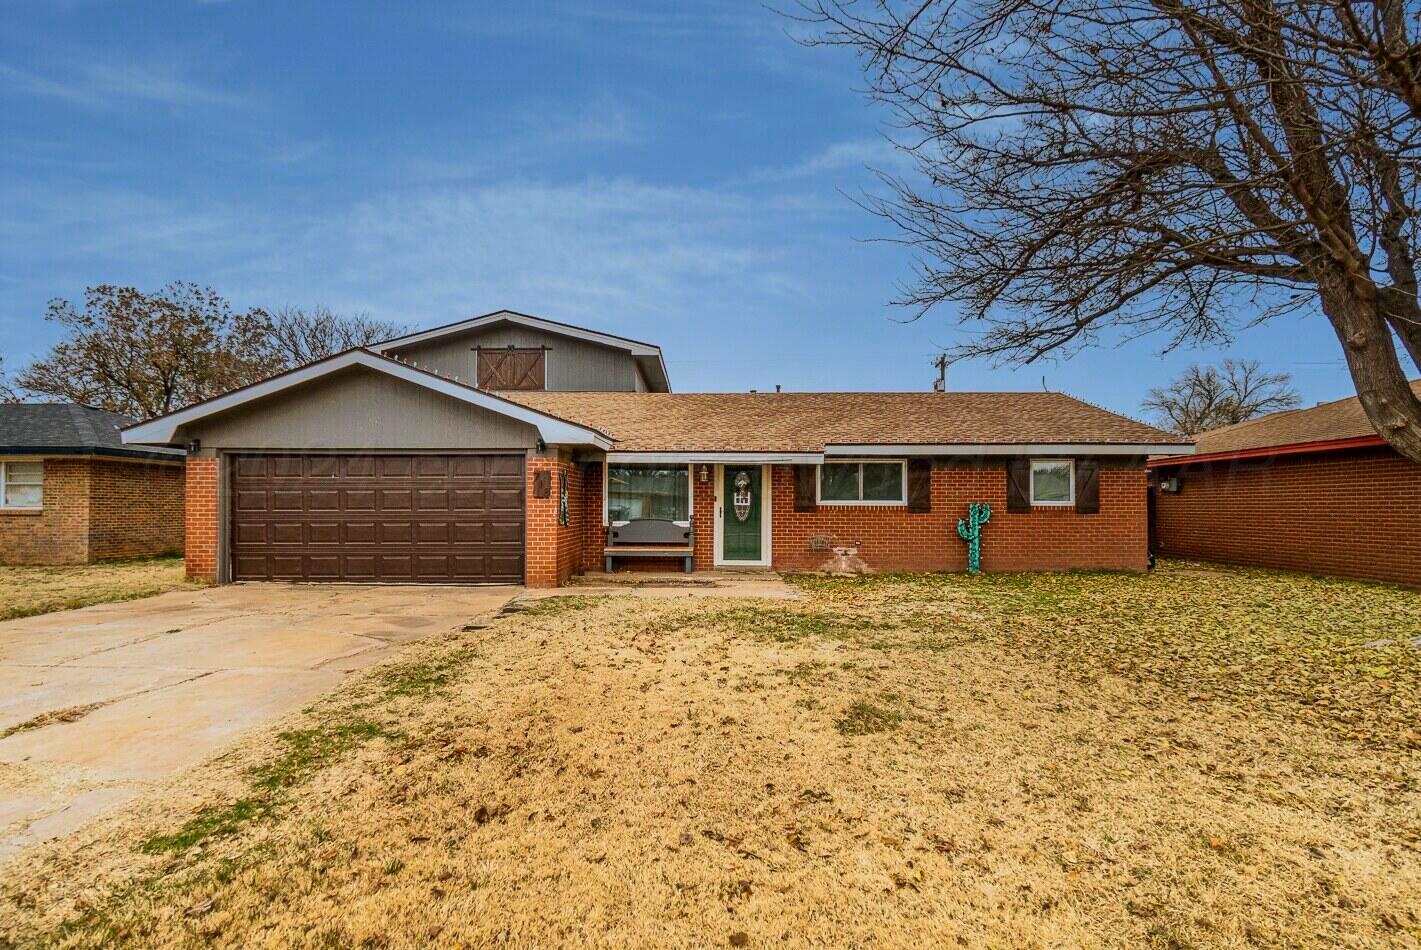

{"left": 2, "top": 562, "right": 1419, "bottom": 948}
{"left": 0, "top": 556, "right": 192, "bottom": 621}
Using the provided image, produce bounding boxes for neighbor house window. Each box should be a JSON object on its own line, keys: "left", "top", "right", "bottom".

{"left": 0, "top": 460, "right": 43, "bottom": 509}
{"left": 818, "top": 461, "right": 905, "bottom": 504}
{"left": 606, "top": 463, "right": 690, "bottom": 524}
{"left": 1030, "top": 459, "right": 1074, "bottom": 506}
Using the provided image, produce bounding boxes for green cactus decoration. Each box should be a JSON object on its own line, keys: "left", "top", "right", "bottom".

{"left": 956, "top": 502, "right": 991, "bottom": 574}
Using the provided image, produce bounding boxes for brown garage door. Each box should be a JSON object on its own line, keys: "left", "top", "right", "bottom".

{"left": 229, "top": 454, "right": 524, "bottom": 583}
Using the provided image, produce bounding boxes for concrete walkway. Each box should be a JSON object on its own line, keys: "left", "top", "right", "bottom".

{"left": 0, "top": 583, "right": 517, "bottom": 862}
{"left": 554, "top": 569, "right": 801, "bottom": 600}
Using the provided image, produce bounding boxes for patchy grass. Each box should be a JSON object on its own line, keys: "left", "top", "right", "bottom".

{"left": 834, "top": 699, "right": 906, "bottom": 735}
{"left": 3, "top": 562, "right": 1420, "bottom": 948}
{"left": 0, "top": 702, "right": 109, "bottom": 740}
{"left": 514, "top": 594, "right": 610, "bottom": 617}
{"left": 792, "top": 561, "right": 1421, "bottom": 749}
{"left": 0, "top": 556, "right": 192, "bottom": 621}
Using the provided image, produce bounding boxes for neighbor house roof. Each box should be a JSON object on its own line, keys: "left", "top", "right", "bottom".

{"left": 0, "top": 404, "right": 183, "bottom": 461}
{"left": 504, "top": 391, "right": 1190, "bottom": 455}
{"left": 371, "top": 309, "right": 672, "bottom": 392}
{"left": 1153, "top": 379, "right": 1421, "bottom": 465}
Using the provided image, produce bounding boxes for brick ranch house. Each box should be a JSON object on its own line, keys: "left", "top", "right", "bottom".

{"left": 1149, "top": 380, "right": 1421, "bottom": 588}
{"left": 121, "top": 310, "right": 1192, "bottom": 587}
{"left": 0, "top": 404, "right": 185, "bottom": 565}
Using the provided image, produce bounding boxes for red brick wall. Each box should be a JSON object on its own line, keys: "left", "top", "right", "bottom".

{"left": 0, "top": 458, "right": 91, "bottom": 565}
{"left": 567, "top": 458, "right": 1147, "bottom": 577}
{"left": 0, "top": 457, "right": 185, "bottom": 566}
{"left": 580, "top": 462, "right": 605, "bottom": 573}
{"left": 1151, "top": 446, "right": 1421, "bottom": 586}
{"left": 87, "top": 460, "right": 185, "bottom": 560}
{"left": 185, "top": 457, "right": 220, "bottom": 581}
{"left": 769, "top": 462, "right": 1148, "bottom": 573}
{"left": 526, "top": 454, "right": 581, "bottom": 588}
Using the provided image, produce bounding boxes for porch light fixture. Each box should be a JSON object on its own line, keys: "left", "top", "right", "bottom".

{"left": 698, "top": 464, "right": 710, "bottom": 483}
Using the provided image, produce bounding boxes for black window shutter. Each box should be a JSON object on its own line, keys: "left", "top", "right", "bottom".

{"left": 907, "top": 459, "right": 932, "bottom": 512}
{"left": 1006, "top": 458, "right": 1030, "bottom": 513}
{"left": 1075, "top": 459, "right": 1100, "bottom": 514}
{"left": 793, "top": 465, "right": 817, "bottom": 512}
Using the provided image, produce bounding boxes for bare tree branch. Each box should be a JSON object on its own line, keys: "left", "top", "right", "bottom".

{"left": 15, "top": 284, "right": 280, "bottom": 419}
{"left": 1143, "top": 358, "right": 1302, "bottom": 431}
{"left": 268, "top": 306, "right": 412, "bottom": 369}
{"left": 792, "top": 0, "right": 1421, "bottom": 461}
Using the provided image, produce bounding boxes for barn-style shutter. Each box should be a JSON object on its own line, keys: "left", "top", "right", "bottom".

{"left": 793, "top": 465, "right": 817, "bottom": 512}
{"left": 476, "top": 347, "right": 546, "bottom": 390}
{"left": 906, "top": 458, "right": 932, "bottom": 512}
{"left": 1075, "top": 459, "right": 1100, "bottom": 514}
{"left": 1005, "top": 458, "right": 1031, "bottom": 513}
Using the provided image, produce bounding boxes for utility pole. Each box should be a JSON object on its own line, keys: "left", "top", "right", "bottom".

{"left": 932, "top": 353, "right": 949, "bottom": 392}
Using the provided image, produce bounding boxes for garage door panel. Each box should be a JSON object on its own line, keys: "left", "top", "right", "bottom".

{"left": 489, "top": 489, "right": 523, "bottom": 511}
{"left": 344, "top": 522, "right": 377, "bottom": 544}
{"left": 308, "top": 522, "right": 341, "bottom": 544}
{"left": 488, "top": 456, "right": 522, "bottom": 477}
{"left": 271, "top": 490, "right": 305, "bottom": 511}
{"left": 489, "top": 522, "right": 524, "bottom": 543}
{"left": 379, "top": 521, "right": 414, "bottom": 543}
{"left": 344, "top": 457, "right": 377, "bottom": 477}
{"left": 345, "top": 489, "right": 377, "bottom": 510}
{"left": 230, "top": 454, "right": 525, "bottom": 583}
{"left": 379, "top": 456, "right": 414, "bottom": 477}
{"left": 270, "top": 522, "right": 305, "bottom": 544}
{"left": 269, "top": 457, "right": 304, "bottom": 478}
{"left": 306, "top": 456, "right": 340, "bottom": 478}
{"left": 344, "top": 555, "right": 377, "bottom": 577}
{"left": 380, "top": 489, "right": 413, "bottom": 510}
{"left": 307, "top": 489, "right": 341, "bottom": 510}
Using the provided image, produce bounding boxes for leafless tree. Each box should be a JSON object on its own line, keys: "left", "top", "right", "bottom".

{"left": 794, "top": 0, "right": 1421, "bottom": 461}
{"left": 16, "top": 284, "right": 280, "bottom": 419}
{"left": 0, "top": 356, "right": 19, "bottom": 404}
{"left": 1143, "top": 359, "right": 1301, "bottom": 431}
{"left": 268, "top": 306, "right": 411, "bottom": 369}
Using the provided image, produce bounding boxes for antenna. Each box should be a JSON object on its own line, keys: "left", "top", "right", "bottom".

{"left": 932, "top": 354, "right": 949, "bottom": 392}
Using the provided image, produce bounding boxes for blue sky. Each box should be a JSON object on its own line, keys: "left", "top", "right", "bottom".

{"left": 0, "top": 1, "right": 1372, "bottom": 418}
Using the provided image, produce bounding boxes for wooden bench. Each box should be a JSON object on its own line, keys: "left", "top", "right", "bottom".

{"left": 604, "top": 519, "right": 694, "bottom": 573}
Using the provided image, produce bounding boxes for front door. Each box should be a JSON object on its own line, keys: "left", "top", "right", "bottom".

{"left": 721, "top": 466, "right": 762, "bottom": 562}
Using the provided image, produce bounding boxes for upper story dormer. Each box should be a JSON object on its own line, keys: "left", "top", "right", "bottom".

{"left": 372, "top": 310, "right": 671, "bottom": 393}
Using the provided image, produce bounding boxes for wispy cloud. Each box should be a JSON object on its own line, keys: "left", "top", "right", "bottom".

{"left": 737, "top": 137, "right": 917, "bottom": 186}
{"left": 0, "top": 175, "right": 847, "bottom": 352}
{"left": 398, "top": 99, "right": 645, "bottom": 183}
{"left": 0, "top": 58, "right": 248, "bottom": 109}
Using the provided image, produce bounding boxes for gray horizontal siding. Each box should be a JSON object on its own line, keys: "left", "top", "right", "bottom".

{"left": 175, "top": 367, "right": 538, "bottom": 451}
{"left": 390, "top": 325, "right": 638, "bottom": 391}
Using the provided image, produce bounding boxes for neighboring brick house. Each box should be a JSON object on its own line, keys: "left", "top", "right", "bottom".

{"left": 122, "top": 309, "right": 1191, "bottom": 587}
{"left": 1149, "top": 381, "right": 1421, "bottom": 587}
{"left": 0, "top": 404, "right": 185, "bottom": 565}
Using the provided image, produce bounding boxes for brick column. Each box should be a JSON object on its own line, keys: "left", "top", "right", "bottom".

{"left": 184, "top": 457, "right": 219, "bottom": 581}
{"left": 526, "top": 454, "right": 578, "bottom": 588}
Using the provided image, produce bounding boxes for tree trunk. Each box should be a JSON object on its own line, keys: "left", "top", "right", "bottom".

{"left": 1317, "top": 269, "right": 1421, "bottom": 462}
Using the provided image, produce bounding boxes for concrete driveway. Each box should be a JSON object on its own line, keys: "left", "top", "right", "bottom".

{"left": 0, "top": 583, "right": 517, "bottom": 861}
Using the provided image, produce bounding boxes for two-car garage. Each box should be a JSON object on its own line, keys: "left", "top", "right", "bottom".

{"left": 228, "top": 453, "right": 526, "bottom": 584}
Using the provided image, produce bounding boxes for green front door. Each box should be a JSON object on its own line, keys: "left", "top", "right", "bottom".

{"left": 721, "top": 466, "right": 762, "bottom": 561}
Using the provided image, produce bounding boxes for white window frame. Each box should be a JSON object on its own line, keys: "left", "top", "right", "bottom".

{"left": 0, "top": 459, "right": 45, "bottom": 510}
{"left": 816, "top": 459, "right": 908, "bottom": 506}
{"left": 1029, "top": 458, "right": 1075, "bottom": 506}
{"left": 602, "top": 459, "right": 693, "bottom": 527}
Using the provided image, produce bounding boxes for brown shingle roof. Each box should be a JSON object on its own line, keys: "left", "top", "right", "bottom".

{"left": 1190, "top": 380, "right": 1421, "bottom": 457}
{"left": 502, "top": 391, "right": 1183, "bottom": 453}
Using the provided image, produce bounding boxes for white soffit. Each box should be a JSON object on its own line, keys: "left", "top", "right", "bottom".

{"left": 824, "top": 443, "right": 1195, "bottom": 456}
